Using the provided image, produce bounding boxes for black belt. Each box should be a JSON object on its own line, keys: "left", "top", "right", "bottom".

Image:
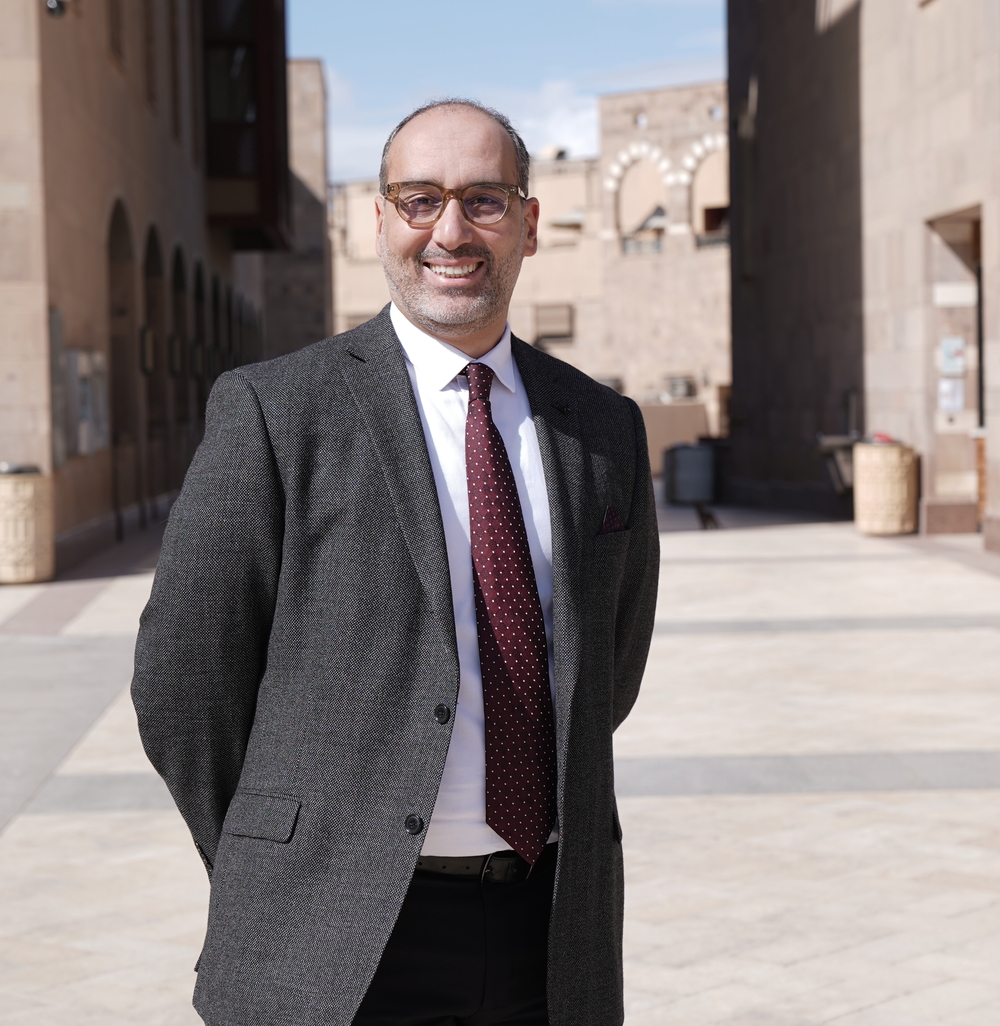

{"left": 415, "top": 844, "right": 556, "bottom": 884}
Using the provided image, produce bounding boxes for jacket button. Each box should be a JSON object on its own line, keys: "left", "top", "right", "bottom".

{"left": 434, "top": 704, "right": 451, "bottom": 724}
{"left": 404, "top": 815, "right": 424, "bottom": 835}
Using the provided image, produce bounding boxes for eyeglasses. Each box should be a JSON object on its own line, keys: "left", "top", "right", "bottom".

{"left": 383, "top": 182, "right": 526, "bottom": 227}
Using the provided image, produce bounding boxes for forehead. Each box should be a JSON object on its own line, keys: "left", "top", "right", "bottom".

{"left": 386, "top": 106, "right": 519, "bottom": 186}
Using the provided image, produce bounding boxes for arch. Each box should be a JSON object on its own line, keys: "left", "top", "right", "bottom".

{"left": 618, "top": 159, "right": 668, "bottom": 238}
{"left": 225, "top": 286, "right": 234, "bottom": 356}
{"left": 231, "top": 294, "right": 243, "bottom": 368}
{"left": 107, "top": 200, "right": 139, "bottom": 537}
{"left": 691, "top": 148, "right": 730, "bottom": 235}
{"left": 108, "top": 200, "right": 133, "bottom": 263}
{"left": 192, "top": 262, "right": 206, "bottom": 349}
{"left": 192, "top": 262, "right": 208, "bottom": 421}
{"left": 209, "top": 274, "right": 221, "bottom": 381}
{"left": 142, "top": 226, "right": 172, "bottom": 502}
{"left": 604, "top": 139, "right": 671, "bottom": 194}
{"left": 603, "top": 131, "right": 728, "bottom": 232}
{"left": 143, "top": 226, "right": 164, "bottom": 279}
{"left": 171, "top": 246, "right": 190, "bottom": 426}
{"left": 171, "top": 246, "right": 186, "bottom": 294}
{"left": 665, "top": 132, "right": 728, "bottom": 188}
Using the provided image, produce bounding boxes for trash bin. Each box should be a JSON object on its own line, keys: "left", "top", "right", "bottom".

{"left": 853, "top": 442, "right": 918, "bottom": 535}
{"left": 0, "top": 464, "right": 55, "bottom": 584}
{"left": 664, "top": 444, "right": 714, "bottom": 505}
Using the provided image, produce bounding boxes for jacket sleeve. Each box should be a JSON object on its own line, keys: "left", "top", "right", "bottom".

{"left": 612, "top": 399, "right": 659, "bottom": 729}
{"left": 131, "top": 371, "right": 284, "bottom": 876}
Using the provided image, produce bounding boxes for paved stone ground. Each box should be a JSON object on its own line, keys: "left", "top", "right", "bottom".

{"left": 1, "top": 508, "right": 998, "bottom": 1024}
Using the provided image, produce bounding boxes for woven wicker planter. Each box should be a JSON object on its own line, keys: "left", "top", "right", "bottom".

{"left": 853, "top": 443, "right": 918, "bottom": 536}
{"left": 0, "top": 472, "right": 55, "bottom": 584}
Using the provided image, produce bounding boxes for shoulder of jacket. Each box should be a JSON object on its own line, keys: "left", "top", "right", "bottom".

{"left": 512, "top": 336, "right": 637, "bottom": 410}
{"left": 228, "top": 307, "right": 397, "bottom": 393}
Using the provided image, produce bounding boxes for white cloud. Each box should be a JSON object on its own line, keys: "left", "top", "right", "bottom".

{"left": 323, "top": 66, "right": 354, "bottom": 111}
{"left": 482, "top": 80, "right": 600, "bottom": 160}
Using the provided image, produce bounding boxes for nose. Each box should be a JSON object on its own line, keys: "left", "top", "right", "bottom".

{"left": 431, "top": 195, "right": 475, "bottom": 250}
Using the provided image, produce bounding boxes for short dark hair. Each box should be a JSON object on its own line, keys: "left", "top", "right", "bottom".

{"left": 378, "top": 98, "right": 531, "bottom": 197}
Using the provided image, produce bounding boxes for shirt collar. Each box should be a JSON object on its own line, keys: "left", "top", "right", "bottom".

{"left": 390, "top": 302, "right": 517, "bottom": 394}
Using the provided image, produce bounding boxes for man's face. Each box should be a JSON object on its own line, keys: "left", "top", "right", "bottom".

{"left": 376, "top": 106, "right": 539, "bottom": 339}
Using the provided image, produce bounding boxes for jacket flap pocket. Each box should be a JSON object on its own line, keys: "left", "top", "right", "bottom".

{"left": 224, "top": 792, "right": 301, "bottom": 843}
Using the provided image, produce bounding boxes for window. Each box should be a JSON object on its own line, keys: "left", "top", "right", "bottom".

{"left": 202, "top": 0, "right": 291, "bottom": 249}
{"left": 205, "top": 0, "right": 257, "bottom": 176}
{"left": 622, "top": 206, "right": 666, "bottom": 256}
{"left": 535, "top": 305, "right": 574, "bottom": 346}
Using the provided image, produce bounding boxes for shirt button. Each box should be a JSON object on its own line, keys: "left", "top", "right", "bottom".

{"left": 434, "top": 704, "right": 451, "bottom": 724}
{"left": 404, "top": 815, "right": 424, "bottom": 835}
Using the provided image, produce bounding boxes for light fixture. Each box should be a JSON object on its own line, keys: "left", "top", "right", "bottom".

{"left": 45, "top": 0, "right": 67, "bottom": 15}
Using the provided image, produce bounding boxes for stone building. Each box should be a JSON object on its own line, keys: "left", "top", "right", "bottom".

{"left": 728, "top": 0, "right": 1000, "bottom": 535}
{"left": 0, "top": 1, "right": 329, "bottom": 575}
{"left": 240, "top": 58, "right": 333, "bottom": 362}
{"left": 330, "top": 81, "right": 732, "bottom": 439}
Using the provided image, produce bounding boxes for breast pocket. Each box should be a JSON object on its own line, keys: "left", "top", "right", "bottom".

{"left": 223, "top": 791, "right": 302, "bottom": 843}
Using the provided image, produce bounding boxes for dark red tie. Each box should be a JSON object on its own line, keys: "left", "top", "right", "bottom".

{"left": 464, "top": 362, "right": 557, "bottom": 865}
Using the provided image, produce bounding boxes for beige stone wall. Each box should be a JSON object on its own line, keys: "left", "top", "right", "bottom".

{"left": 0, "top": 3, "right": 51, "bottom": 473}
{"left": 0, "top": 0, "right": 281, "bottom": 562}
{"left": 330, "top": 178, "right": 390, "bottom": 331}
{"left": 244, "top": 59, "right": 333, "bottom": 358}
{"left": 39, "top": 0, "right": 224, "bottom": 537}
{"left": 859, "top": 0, "right": 1000, "bottom": 527}
{"left": 728, "top": 0, "right": 1000, "bottom": 522}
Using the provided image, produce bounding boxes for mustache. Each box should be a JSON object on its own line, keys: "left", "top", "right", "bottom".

{"left": 415, "top": 245, "right": 492, "bottom": 265}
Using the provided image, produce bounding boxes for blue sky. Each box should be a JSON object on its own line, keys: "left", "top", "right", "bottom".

{"left": 287, "top": 0, "right": 726, "bottom": 182}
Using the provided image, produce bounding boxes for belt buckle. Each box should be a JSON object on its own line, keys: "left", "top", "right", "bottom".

{"left": 480, "top": 851, "right": 533, "bottom": 884}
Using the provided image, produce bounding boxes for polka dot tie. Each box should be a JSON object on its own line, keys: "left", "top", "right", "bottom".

{"left": 464, "top": 363, "right": 557, "bottom": 865}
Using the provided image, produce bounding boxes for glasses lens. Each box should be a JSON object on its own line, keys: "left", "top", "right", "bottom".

{"left": 396, "top": 185, "right": 444, "bottom": 223}
{"left": 462, "top": 186, "right": 510, "bottom": 224}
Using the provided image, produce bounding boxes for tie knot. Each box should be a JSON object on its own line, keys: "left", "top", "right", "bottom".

{"left": 465, "top": 363, "right": 494, "bottom": 403}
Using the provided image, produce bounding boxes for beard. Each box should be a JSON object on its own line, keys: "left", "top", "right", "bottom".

{"left": 380, "top": 236, "right": 525, "bottom": 338}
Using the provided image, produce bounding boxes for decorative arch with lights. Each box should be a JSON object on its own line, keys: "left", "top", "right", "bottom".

{"left": 603, "top": 131, "right": 728, "bottom": 229}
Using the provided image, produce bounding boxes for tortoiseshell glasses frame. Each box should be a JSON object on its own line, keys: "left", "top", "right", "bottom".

{"left": 383, "top": 182, "right": 527, "bottom": 227}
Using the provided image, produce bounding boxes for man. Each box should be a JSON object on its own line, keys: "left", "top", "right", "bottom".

{"left": 133, "top": 99, "right": 658, "bottom": 1026}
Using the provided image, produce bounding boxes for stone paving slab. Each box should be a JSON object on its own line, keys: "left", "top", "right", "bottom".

{"left": 0, "top": 636, "right": 135, "bottom": 828}
{"left": 615, "top": 750, "right": 1000, "bottom": 796}
{"left": 621, "top": 791, "right": 999, "bottom": 1024}
{"left": 1, "top": 516, "right": 999, "bottom": 1024}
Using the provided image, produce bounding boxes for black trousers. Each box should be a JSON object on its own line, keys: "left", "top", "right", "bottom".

{"left": 352, "top": 846, "right": 556, "bottom": 1026}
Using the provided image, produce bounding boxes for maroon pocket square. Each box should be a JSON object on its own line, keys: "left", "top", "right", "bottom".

{"left": 598, "top": 505, "right": 628, "bottom": 535}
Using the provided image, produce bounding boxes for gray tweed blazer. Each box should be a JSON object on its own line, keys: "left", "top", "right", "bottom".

{"left": 132, "top": 307, "right": 659, "bottom": 1026}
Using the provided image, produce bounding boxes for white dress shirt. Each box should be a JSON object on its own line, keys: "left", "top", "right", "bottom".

{"left": 389, "top": 303, "right": 558, "bottom": 856}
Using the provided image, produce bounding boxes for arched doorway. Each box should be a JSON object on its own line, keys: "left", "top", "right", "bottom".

{"left": 192, "top": 262, "right": 208, "bottom": 426}
{"left": 170, "top": 248, "right": 192, "bottom": 462}
{"left": 108, "top": 201, "right": 140, "bottom": 538}
{"left": 209, "top": 274, "right": 222, "bottom": 384}
{"left": 143, "top": 228, "right": 172, "bottom": 510}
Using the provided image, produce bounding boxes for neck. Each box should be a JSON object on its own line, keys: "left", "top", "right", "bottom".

{"left": 393, "top": 304, "right": 509, "bottom": 359}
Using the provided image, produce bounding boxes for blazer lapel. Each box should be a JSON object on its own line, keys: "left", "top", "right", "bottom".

{"left": 337, "top": 309, "right": 457, "bottom": 646}
{"left": 513, "top": 339, "right": 587, "bottom": 789}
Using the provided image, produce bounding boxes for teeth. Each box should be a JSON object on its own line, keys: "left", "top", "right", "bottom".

{"left": 427, "top": 263, "right": 479, "bottom": 277}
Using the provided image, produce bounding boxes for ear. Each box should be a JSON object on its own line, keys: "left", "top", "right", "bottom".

{"left": 374, "top": 195, "right": 385, "bottom": 257}
{"left": 522, "top": 196, "right": 540, "bottom": 258}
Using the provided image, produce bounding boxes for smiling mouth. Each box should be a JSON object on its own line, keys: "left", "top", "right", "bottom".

{"left": 424, "top": 261, "right": 483, "bottom": 279}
